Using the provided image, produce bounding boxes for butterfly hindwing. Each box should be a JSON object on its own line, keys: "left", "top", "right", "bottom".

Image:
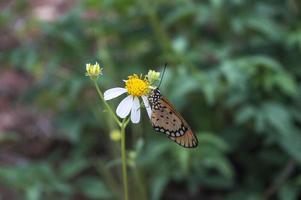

{"left": 148, "top": 89, "right": 198, "bottom": 148}
{"left": 169, "top": 130, "right": 198, "bottom": 148}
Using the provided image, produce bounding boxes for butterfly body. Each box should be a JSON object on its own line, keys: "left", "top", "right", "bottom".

{"left": 148, "top": 88, "right": 198, "bottom": 148}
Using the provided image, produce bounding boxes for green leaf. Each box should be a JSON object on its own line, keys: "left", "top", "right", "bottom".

{"left": 150, "top": 175, "right": 168, "bottom": 200}
{"left": 60, "top": 159, "right": 90, "bottom": 179}
{"left": 198, "top": 132, "right": 229, "bottom": 152}
{"left": 25, "top": 185, "right": 41, "bottom": 200}
{"left": 279, "top": 132, "right": 301, "bottom": 163}
{"left": 278, "top": 183, "right": 299, "bottom": 200}
{"left": 76, "top": 177, "right": 112, "bottom": 199}
{"left": 261, "top": 102, "right": 293, "bottom": 135}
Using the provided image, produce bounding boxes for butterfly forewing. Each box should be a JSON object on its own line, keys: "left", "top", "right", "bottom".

{"left": 151, "top": 100, "right": 185, "bottom": 136}
{"left": 148, "top": 89, "right": 198, "bottom": 148}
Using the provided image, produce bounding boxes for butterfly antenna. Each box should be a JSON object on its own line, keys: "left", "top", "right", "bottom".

{"left": 158, "top": 63, "right": 167, "bottom": 89}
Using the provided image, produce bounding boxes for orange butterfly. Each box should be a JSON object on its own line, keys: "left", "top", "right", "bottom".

{"left": 148, "top": 88, "right": 198, "bottom": 148}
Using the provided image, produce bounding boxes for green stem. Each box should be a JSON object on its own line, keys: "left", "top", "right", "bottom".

{"left": 93, "top": 80, "right": 130, "bottom": 200}
{"left": 121, "top": 118, "right": 130, "bottom": 200}
{"left": 94, "top": 81, "right": 122, "bottom": 127}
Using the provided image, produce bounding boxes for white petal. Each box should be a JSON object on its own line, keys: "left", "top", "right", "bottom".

{"left": 104, "top": 87, "right": 127, "bottom": 100}
{"left": 142, "top": 96, "right": 152, "bottom": 119}
{"left": 131, "top": 97, "right": 141, "bottom": 123}
{"left": 116, "top": 95, "right": 133, "bottom": 118}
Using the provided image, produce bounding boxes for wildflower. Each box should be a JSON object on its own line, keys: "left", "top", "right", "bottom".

{"left": 86, "top": 62, "right": 102, "bottom": 80}
{"left": 104, "top": 74, "right": 152, "bottom": 123}
{"left": 110, "top": 129, "right": 121, "bottom": 141}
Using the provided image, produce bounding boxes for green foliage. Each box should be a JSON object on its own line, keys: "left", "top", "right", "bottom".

{"left": 0, "top": 0, "right": 301, "bottom": 199}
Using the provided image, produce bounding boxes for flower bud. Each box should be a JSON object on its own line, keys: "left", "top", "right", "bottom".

{"left": 85, "top": 62, "right": 102, "bottom": 80}
{"left": 146, "top": 70, "right": 160, "bottom": 84}
{"left": 110, "top": 129, "right": 121, "bottom": 141}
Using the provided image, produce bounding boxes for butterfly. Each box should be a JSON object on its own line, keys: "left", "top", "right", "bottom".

{"left": 148, "top": 88, "right": 198, "bottom": 148}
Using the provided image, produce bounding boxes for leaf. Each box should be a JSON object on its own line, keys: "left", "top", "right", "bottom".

{"left": 25, "top": 185, "right": 41, "bottom": 200}
{"left": 172, "top": 36, "right": 188, "bottom": 54}
{"left": 225, "top": 190, "right": 262, "bottom": 200}
{"left": 198, "top": 132, "right": 229, "bottom": 152}
{"left": 201, "top": 156, "right": 234, "bottom": 180}
{"left": 76, "top": 177, "right": 112, "bottom": 199}
{"left": 278, "top": 183, "right": 299, "bottom": 200}
{"left": 60, "top": 159, "right": 90, "bottom": 179}
{"left": 150, "top": 175, "right": 168, "bottom": 200}
{"left": 279, "top": 131, "right": 301, "bottom": 163}
{"left": 164, "top": 4, "right": 198, "bottom": 26}
{"left": 261, "top": 102, "right": 293, "bottom": 135}
{"left": 273, "top": 73, "right": 298, "bottom": 96}
{"left": 235, "top": 105, "right": 256, "bottom": 124}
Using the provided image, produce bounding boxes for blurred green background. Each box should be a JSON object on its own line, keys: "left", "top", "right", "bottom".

{"left": 1, "top": 0, "right": 301, "bottom": 199}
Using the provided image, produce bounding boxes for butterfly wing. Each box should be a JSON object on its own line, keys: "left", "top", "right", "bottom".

{"left": 169, "top": 130, "right": 198, "bottom": 148}
{"left": 151, "top": 96, "right": 198, "bottom": 148}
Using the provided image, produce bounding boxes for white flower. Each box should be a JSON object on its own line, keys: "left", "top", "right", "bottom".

{"left": 104, "top": 74, "right": 152, "bottom": 124}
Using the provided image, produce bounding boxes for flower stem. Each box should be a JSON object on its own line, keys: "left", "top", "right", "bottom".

{"left": 94, "top": 81, "right": 122, "bottom": 127}
{"left": 93, "top": 80, "right": 130, "bottom": 200}
{"left": 121, "top": 118, "right": 130, "bottom": 200}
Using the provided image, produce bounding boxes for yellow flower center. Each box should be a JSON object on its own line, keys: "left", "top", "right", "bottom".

{"left": 125, "top": 74, "right": 149, "bottom": 97}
